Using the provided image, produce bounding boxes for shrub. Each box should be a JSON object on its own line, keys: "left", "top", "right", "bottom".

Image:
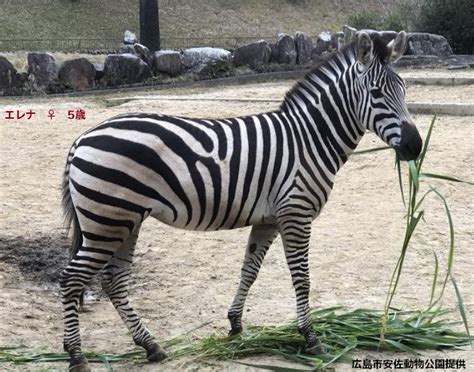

{"left": 415, "top": 0, "right": 473, "bottom": 54}
{"left": 381, "top": 14, "right": 406, "bottom": 32}
{"left": 346, "top": 11, "right": 381, "bottom": 30}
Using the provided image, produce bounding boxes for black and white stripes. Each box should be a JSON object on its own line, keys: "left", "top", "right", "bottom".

{"left": 60, "top": 31, "right": 422, "bottom": 371}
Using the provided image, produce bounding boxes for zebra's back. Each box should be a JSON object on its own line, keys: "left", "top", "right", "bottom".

{"left": 67, "top": 112, "right": 297, "bottom": 233}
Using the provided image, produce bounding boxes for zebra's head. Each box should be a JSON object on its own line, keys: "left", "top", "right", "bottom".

{"left": 355, "top": 31, "right": 422, "bottom": 161}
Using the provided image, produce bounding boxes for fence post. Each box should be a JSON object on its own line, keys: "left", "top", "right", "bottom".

{"left": 139, "top": 0, "right": 161, "bottom": 52}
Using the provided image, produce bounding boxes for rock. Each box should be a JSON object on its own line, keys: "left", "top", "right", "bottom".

{"left": 276, "top": 33, "right": 296, "bottom": 65}
{"left": 117, "top": 45, "right": 137, "bottom": 55}
{"left": 0, "top": 56, "right": 19, "bottom": 95}
{"left": 93, "top": 63, "right": 105, "bottom": 81}
{"left": 447, "top": 64, "right": 469, "bottom": 70}
{"left": 313, "top": 32, "right": 331, "bottom": 55}
{"left": 27, "top": 52, "right": 59, "bottom": 91}
{"left": 197, "top": 60, "right": 232, "bottom": 78}
{"left": 393, "top": 55, "right": 445, "bottom": 68}
{"left": 124, "top": 30, "right": 138, "bottom": 45}
{"left": 445, "top": 54, "right": 474, "bottom": 68}
{"left": 406, "top": 33, "right": 453, "bottom": 57}
{"left": 134, "top": 43, "right": 154, "bottom": 67}
{"left": 182, "top": 47, "right": 232, "bottom": 72}
{"left": 233, "top": 40, "right": 271, "bottom": 71}
{"left": 103, "top": 54, "right": 152, "bottom": 87}
{"left": 331, "top": 32, "right": 344, "bottom": 51}
{"left": 58, "top": 58, "right": 95, "bottom": 91}
{"left": 268, "top": 42, "right": 278, "bottom": 63}
{"left": 153, "top": 50, "right": 182, "bottom": 76}
{"left": 294, "top": 31, "right": 312, "bottom": 65}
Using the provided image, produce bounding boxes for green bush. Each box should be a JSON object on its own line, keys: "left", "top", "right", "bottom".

{"left": 415, "top": 0, "right": 473, "bottom": 54}
{"left": 381, "top": 14, "right": 406, "bottom": 32}
{"left": 346, "top": 11, "right": 381, "bottom": 30}
{"left": 346, "top": 11, "right": 408, "bottom": 32}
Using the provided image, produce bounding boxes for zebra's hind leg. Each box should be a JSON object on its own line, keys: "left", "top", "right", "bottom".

{"left": 278, "top": 215, "right": 325, "bottom": 355}
{"left": 227, "top": 224, "right": 278, "bottom": 335}
{"left": 101, "top": 226, "right": 168, "bottom": 362}
{"left": 60, "top": 236, "right": 122, "bottom": 372}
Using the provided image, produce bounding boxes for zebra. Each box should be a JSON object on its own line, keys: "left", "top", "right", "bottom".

{"left": 60, "top": 31, "right": 422, "bottom": 371}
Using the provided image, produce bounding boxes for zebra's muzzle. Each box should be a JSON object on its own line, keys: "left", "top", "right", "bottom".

{"left": 395, "top": 121, "right": 423, "bottom": 161}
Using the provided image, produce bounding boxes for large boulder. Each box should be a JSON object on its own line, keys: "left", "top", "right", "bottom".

{"left": 313, "top": 31, "right": 331, "bottom": 56}
{"left": 268, "top": 42, "right": 278, "bottom": 63}
{"left": 153, "top": 50, "right": 183, "bottom": 76}
{"left": 134, "top": 43, "right": 154, "bottom": 67}
{"left": 0, "top": 56, "right": 19, "bottom": 95}
{"left": 103, "top": 54, "right": 152, "bottom": 87}
{"left": 117, "top": 45, "right": 137, "bottom": 55}
{"left": 394, "top": 55, "right": 445, "bottom": 68}
{"left": 182, "top": 47, "right": 232, "bottom": 72}
{"left": 294, "top": 31, "right": 312, "bottom": 65}
{"left": 406, "top": 33, "right": 453, "bottom": 57}
{"left": 58, "top": 58, "right": 95, "bottom": 91}
{"left": 233, "top": 40, "right": 271, "bottom": 71}
{"left": 93, "top": 63, "right": 105, "bottom": 81}
{"left": 124, "top": 30, "right": 138, "bottom": 45}
{"left": 276, "top": 33, "right": 296, "bottom": 65}
{"left": 27, "top": 52, "right": 59, "bottom": 92}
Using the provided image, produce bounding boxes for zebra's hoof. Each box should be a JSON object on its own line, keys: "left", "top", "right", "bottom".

{"left": 304, "top": 338, "right": 325, "bottom": 355}
{"left": 228, "top": 326, "right": 242, "bottom": 336}
{"left": 69, "top": 355, "right": 90, "bottom": 372}
{"left": 146, "top": 343, "right": 168, "bottom": 362}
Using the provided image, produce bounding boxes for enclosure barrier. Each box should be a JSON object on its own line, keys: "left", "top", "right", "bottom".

{"left": 0, "top": 35, "right": 319, "bottom": 52}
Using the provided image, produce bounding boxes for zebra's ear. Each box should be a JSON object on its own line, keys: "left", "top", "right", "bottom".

{"left": 387, "top": 31, "right": 407, "bottom": 63}
{"left": 356, "top": 32, "right": 373, "bottom": 65}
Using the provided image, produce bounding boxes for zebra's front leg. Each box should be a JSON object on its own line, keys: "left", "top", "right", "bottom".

{"left": 227, "top": 224, "right": 278, "bottom": 335}
{"left": 278, "top": 216, "right": 325, "bottom": 355}
{"left": 101, "top": 228, "right": 168, "bottom": 362}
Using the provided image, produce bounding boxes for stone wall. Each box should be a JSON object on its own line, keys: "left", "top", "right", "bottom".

{"left": 0, "top": 28, "right": 460, "bottom": 96}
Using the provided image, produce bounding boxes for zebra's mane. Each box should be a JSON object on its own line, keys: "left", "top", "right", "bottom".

{"left": 281, "top": 35, "right": 391, "bottom": 111}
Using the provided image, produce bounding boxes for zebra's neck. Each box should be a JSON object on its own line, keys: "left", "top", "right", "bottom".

{"left": 278, "top": 45, "right": 365, "bottom": 177}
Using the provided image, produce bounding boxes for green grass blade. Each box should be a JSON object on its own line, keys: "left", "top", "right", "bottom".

{"left": 429, "top": 251, "right": 439, "bottom": 307}
{"left": 408, "top": 160, "right": 419, "bottom": 193}
{"left": 431, "top": 188, "right": 455, "bottom": 274}
{"left": 233, "top": 362, "right": 317, "bottom": 371}
{"left": 322, "top": 341, "right": 357, "bottom": 368}
{"left": 450, "top": 275, "right": 472, "bottom": 347}
{"left": 396, "top": 158, "right": 406, "bottom": 207}
{"left": 352, "top": 146, "right": 390, "bottom": 155}
{"left": 419, "top": 173, "right": 474, "bottom": 186}
{"left": 417, "top": 115, "right": 436, "bottom": 172}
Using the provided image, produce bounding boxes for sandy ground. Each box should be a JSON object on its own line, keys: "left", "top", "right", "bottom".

{"left": 0, "top": 72, "right": 473, "bottom": 371}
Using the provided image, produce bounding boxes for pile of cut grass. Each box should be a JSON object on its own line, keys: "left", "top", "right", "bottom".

{"left": 1, "top": 307, "right": 472, "bottom": 369}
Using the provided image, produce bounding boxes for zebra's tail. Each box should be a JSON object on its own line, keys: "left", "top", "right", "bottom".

{"left": 62, "top": 142, "right": 82, "bottom": 259}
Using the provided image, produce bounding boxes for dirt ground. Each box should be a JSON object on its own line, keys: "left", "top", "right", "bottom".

{"left": 0, "top": 70, "right": 473, "bottom": 371}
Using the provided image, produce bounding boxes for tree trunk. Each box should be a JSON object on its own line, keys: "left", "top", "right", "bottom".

{"left": 139, "top": 0, "right": 160, "bottom": 52}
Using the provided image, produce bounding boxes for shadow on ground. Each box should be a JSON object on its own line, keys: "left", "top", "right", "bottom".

{"left": 0, "top": 234, "right": 71, "bottom": 284}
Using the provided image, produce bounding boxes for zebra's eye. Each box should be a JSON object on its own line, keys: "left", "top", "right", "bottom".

{"left": 371, "top": 88, "right": 384, "bottom": 99}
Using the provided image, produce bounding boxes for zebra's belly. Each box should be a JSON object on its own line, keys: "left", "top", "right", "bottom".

{"left": 150, "top": 199, "right": 277, "bottom": 231}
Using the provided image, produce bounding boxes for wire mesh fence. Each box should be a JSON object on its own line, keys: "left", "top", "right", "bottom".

{"left": 0, "top": 35, "right": 317, "bottom": 53}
